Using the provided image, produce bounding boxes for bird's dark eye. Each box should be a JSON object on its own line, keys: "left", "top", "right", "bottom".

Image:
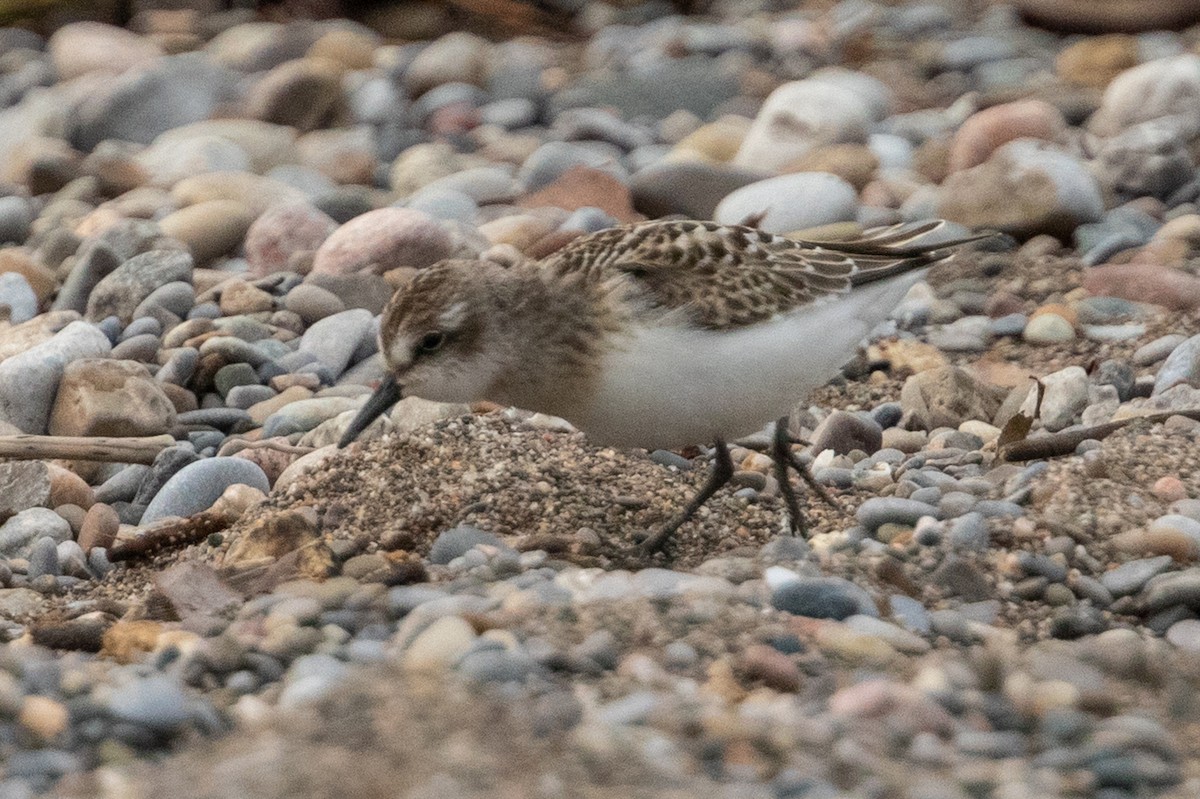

{"left": 418, "top": 331, "right": 446, "bottom": 353}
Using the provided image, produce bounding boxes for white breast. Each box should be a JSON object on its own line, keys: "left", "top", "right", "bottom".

{"left": 563, "top": 270, "right": 927, "bottom": 449}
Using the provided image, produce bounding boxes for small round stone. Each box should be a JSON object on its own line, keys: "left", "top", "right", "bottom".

{"left": 18, "top": 696, "right": 69, "bottom": 741}
{"left": 771, "top": 577, "right": 863, "bottom": 620}
{"left": 1166, "top": 619, "right": 1200, "bottom": 652}
{"left": 810, "top": 411, "right": 883, "bottom": 456}
{"left": 1023, "top": 312, "right": 1076, "bottom": 343}
{"left": 77, "top": 503, "right": 119, "bottom": 553}
{"left": 1153, "top": 476, "right": 1189, "bottom": 502}
{"left": 428, "top": 526, "right": 504, "bottom": 566}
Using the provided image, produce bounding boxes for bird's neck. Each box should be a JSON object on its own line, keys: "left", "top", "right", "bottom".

{"left": 482, "top": 266, "right": 612, "bottom": 415}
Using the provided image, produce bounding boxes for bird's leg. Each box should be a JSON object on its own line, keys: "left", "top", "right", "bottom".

{"left": 641, "top": 438, "right": 735, "bottom": 555}
{"left": 771, "top": 416, "right": 846, "bottom": 534}
{"left": 772, "top": 417, "right": 806, "bottom": 536}
{"left": 791, "top": 452, "right": 845, "bottom": 514}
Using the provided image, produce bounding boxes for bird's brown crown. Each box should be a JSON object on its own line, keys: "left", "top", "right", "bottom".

{"left": 378, "top": 260, "right": 492, "bottom": 371}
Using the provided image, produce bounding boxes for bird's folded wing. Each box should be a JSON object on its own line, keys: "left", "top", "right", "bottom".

{"left": 539, "top": 219, "right": 986, "bottom": 330}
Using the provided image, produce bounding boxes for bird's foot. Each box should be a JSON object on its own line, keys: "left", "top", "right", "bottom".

{"left": 639, "top": 439, "right": 735, "bottom": 557}
{"left": 771, "top": 416, "right": 849, "bottom": 535}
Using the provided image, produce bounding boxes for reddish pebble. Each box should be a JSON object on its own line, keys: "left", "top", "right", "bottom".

{"left": 426, "top": 102, "right": 481, "bottom": 136}
{"left": 519, "top": 166, "right": 640, "bottom": 223}
{"left": 737, "top": 644, "right": 802, "bottom": 692}
{"left": 984, "top": 290, "right": 1024, "bottom": 318}
{"left": 77, "top": 502, "right": 119, "bottom": 553}
{"left": 232, "top": 439, "right": 298, "bottom": 485}
{"left": 948, "top": 100, "right": 1067, "bottom": 173}
{"left": 244, "top": 201, "right": 338, "bottom": 278}
{"left": 1153, "top": 476, "right": 1188, "bottom": 502}
{"left": 1083, "top": 263, "right": 1200, "bottom": 311}
{"left": 311, "top": 208, "right": 454, "bottom": 276}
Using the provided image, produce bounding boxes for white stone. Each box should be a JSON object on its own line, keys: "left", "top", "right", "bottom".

{"left": 714, "top": 172, "right": 858, "bottom": 234}
{"left": 764, "top": 565, "right": 802, "bottom": 591}
{"left": 733, "top": 79, "right": 874, "bottom": 173}
{"left": 401, "top": 616, "right": 477, "bottom": 673}
{"left": 1028, "top": 365, "right": 1089, "bottom": 432}
{"left": 1090, "top": 54, "right": 1200, "bottom": 136}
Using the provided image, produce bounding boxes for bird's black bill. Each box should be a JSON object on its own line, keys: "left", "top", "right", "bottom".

{"left": 338, "top": 375, "right": 403, "bottom": 448}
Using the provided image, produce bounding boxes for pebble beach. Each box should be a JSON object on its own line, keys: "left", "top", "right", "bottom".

{"left": 0, "top": 0, "right": 1198, "bottom": 796}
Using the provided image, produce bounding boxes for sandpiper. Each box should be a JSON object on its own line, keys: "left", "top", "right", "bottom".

{"left": 339, "top": 219, "right": 988, "bottom": 554}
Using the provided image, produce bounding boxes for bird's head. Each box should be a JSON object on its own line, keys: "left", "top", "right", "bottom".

{"left": 338, "top": 260, "right": 505, "bottom": 447}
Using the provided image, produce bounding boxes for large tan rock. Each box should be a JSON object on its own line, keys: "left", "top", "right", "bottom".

{"left": 937, "top": 140, "right": 1103, "bottom": 239}
{"left": 48, "top": 359, "right": 177, "bottom": 437}
{"left": 171, "top": 172, "right": 306, "bottom": 217}
{"left": 900, "top": 366, "right": 1007, "bottom": 430}
{"left": 48, "top": 22, "right": 163, "bottom": 81}
{"left": 0, "top": 311, "right": 81, "bottom": 364}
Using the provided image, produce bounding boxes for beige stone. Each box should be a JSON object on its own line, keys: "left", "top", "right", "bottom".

{"left": 171, "top": 172, "right": 306, "bottom": 217}
{"left": 0, "top": 311, "right": 81, "bottom": 364}
{"left": 100, "top": 620, "right": 167, "bottom": 664}
{"left": 49, "top": 22, "right": 163, "bottom": 80}
{"left": 159, "top": 199, "right": 256, "bottom": 265}
{"left": 672, "top": 116, "right": 751, "bottom": 163}
{"left": 296, "top": 126, "right": 377, "bottom": 186}
{"left": 19, "top": 696, "right": 68, "bottom": 740}
{"left": 1056, "top": 34, "right": 1139, "bottom": 89}
{"left": 402, "top": 616, "right": 477, "bottom": 673}
{"left": 248, "top": 385, "right": 313, "bottom": 424}
{"left": 786, "top": 143, "right": 879, "bottom": 190}
{"left": 0, "top": 248, "right": 56, "bottom": 303}
{"left": 307, "top": 28, "right": 379, "bottom": 70}
{"left": 210, "top": 483, "right": 267, "bottom": 523}
{"left": 937, "top": 142, "right": 1102, "bottom": 239}
{"left": 48, "top": 359, "right": 177, "bottom": 437}
{"left": 218, "top": 280, "right": 274, "bottom": 315}
{"left": 154, "top": 120, "right": 298, "bottom": 174}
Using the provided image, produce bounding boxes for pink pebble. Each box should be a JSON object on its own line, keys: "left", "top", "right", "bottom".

{"left": 311, "top": 208, "right": 455, "bottom": 276}
{"left": 244, "top": 201, "right": 338, "bottom": 278}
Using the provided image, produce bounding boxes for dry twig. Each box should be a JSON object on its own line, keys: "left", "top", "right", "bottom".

{"left": 1001, "top": 409, "right": 1200, "bottom": 461}
{"left": 0, "top": 434, "right": 175, "bottom": 464}
{"left": 109, "top": 511, "right": 232, "bottom": 562}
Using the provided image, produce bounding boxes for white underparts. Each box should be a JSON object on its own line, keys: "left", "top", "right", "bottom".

{"left": 565, "top": 270, "right": 928, "bottom": 449}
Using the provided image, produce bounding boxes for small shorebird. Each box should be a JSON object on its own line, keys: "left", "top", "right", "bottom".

{"left": 339, "top": 219, "right": 988, "bottom": 554}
